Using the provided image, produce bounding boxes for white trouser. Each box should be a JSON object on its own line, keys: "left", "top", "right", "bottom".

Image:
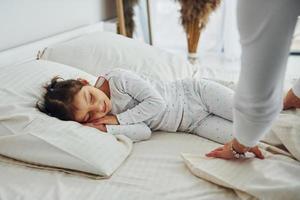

{"left": 178, "top": 79, "right": 234, "bottom": 144}
{"left": 233, "top": 0, "right": 300, "bottom": 147}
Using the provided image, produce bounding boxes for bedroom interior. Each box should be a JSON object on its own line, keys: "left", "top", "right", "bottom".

{"left": 0, "top": 0, "right": 300, "bottom": 200}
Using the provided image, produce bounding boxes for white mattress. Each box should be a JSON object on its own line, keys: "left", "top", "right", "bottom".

{"left": 0, "top": 132, "right": 239, "bottom": 200}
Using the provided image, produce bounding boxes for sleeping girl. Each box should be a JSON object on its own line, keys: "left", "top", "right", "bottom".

{"left": 39, "top": 69, "right": 300, "bottom": 154}
{"left": 38, "top": 68, "right": 237, "bottom": 144}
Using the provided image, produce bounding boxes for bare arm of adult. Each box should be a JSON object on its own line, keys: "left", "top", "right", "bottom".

{"left": 284, "top": 79, "right": 300, "bottom": 110}
{"left": 206, "top": 0, "right": 300, "bottom": 160}
{"left": 283, "top": 89, "right": 300, "bottom": 110}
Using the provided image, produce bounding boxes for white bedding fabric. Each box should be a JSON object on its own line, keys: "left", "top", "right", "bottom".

{"left": 0, "top": 132, "right": 241, "bottom": 200}
{"left": 0, "top": 22, "right": 103, "bottom": 68}
{"left": 182, "top": 152, "right": 300, "bottom": 200}
{"left": 1, "top": 115, "right": 299, "bottom": 200}
{"left": 182, "top": 110, "right": 300, "bottom": 200}
{"left": 0, "top": 29, "right": 195, "bottom": 179}
{"left": 0, "top": 60, "right": 132, "bottom": 177}
{"left": 263, "top": 109, "right": 300, "bottom": 161}
{"left": 39, "top": 31, "right": 196, "bottom": 81}
{"left": 1, "top": 25, "right": 298, "bottom": 199}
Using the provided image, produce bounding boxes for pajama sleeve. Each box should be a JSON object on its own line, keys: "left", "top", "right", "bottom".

{"left": 292, "top": 78, "right": 300, "bottom": 98}
{"left": 106, "top": 122, "right": 152, "bottom": 142}
{"left": 113, "top": 69, "right": 166, "bottom": 125}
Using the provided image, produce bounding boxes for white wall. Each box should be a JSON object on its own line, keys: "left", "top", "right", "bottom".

{"left": 149, "top": 0, "right": 241, "bottom": 60}
{"left": 0, "top": 0, "right": 116, "bottom": 52}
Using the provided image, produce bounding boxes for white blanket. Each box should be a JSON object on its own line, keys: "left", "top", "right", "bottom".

{"left": 182, "top": 110, "right": 300, "bottom": 200}
{"left": 0, "top": 132, "right": 241, "bottom": 200}
{"left": 262, "top": 109, "right": 300, "bottom": 161}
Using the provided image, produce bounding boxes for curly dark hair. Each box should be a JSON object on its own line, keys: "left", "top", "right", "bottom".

{"left": 36, "top": 76, "right": 85, "bottom": 121}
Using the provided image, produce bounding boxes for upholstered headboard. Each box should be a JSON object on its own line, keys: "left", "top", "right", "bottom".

{"left": 0, "top": 0, "right": 115, "bottom": 67}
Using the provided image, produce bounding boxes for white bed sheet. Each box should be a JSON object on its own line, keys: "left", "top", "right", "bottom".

{"left": 1, "top": 16, "right": 298, "bottom": 200}
{"left": 0, "top": 132, "right": 239, "bottom": 200}
{"left": 0, "top": 20, "right": 238, "bottom": 200}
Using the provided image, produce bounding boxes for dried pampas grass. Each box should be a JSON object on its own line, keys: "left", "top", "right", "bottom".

{"left": 177, "top": 0, "right": 221, "bottom": 55}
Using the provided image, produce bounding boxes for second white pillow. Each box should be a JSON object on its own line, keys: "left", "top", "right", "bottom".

{"left": 40, "top": 31, "right": 196, "bottom": 81}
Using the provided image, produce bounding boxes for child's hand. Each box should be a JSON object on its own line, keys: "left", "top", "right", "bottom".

{"left": 84, "top": 123, "right": 107, "bottom": 132}
{"left": 92, "top": 115, "right": 119, "bottom": 125}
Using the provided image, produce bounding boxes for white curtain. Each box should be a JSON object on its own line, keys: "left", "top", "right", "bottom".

{"left": 222, "top": 0, "right": 241, "bottom": 60}
{"left": 133, "top": 0, "right": 150, "bottom": 44}
{"left": 134, "top": 0, "right": 241, "bottom": 60}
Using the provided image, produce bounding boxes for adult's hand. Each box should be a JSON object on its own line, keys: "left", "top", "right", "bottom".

{"left": 206, "top": 138, "right": 264, "bottom": 160}
{"left": 283, "top": 88, "right": 300, "bottom": 110}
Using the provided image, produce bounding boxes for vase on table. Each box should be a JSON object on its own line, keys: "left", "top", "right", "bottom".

{"left": 177, "top": 0, "right": 221, "bottom": 63}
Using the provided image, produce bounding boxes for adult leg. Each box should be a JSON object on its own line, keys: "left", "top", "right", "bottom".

{"left": 233, "top": 0, "right": 300, "bottom": 147}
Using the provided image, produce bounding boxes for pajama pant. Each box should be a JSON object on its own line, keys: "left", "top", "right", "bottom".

{"left": 178, "top": 79, "right": 234, "bottom": 144}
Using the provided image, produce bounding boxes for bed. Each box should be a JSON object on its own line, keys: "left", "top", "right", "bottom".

{"left": 0, "top": 132, "right": 242, "bottom": 200}
{"left": 1, "top": 1, "right": 300, "bottom": 200}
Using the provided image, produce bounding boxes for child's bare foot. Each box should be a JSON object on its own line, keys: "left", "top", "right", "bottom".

{"left": 283, "top": 89, "right": 300, "bottom": 110}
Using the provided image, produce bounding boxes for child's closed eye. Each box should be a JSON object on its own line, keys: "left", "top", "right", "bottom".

{"left": 84, "top": 112, "right": 92, "bottom": 123}
{"left": 89, "top": 93, "right": 93, "bottom": 104}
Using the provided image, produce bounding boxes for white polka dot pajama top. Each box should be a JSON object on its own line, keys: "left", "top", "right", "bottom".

{"left": 95, "top": 69, "right": 234, "bottom": 143}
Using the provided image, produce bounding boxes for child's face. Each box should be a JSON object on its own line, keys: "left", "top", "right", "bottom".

{"left": 72, "top": 85, "right": 112, "bottom": 123}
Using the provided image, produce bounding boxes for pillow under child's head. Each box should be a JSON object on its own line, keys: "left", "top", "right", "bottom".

{"left": 0, "top": 60, "right": 132, "bottom": 178}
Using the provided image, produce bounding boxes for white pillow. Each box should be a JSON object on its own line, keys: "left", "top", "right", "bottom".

{"left": 261, "top": 110, "right": 300, "bottom": 161}
{"left": 39, "top": 31, "right": 196, "bottom": 81}
{"left": 0, "top": 60, "right": 132, "bottom": 178}
{"left": 182, "top": 153, "right": 300, "bottom": 200}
